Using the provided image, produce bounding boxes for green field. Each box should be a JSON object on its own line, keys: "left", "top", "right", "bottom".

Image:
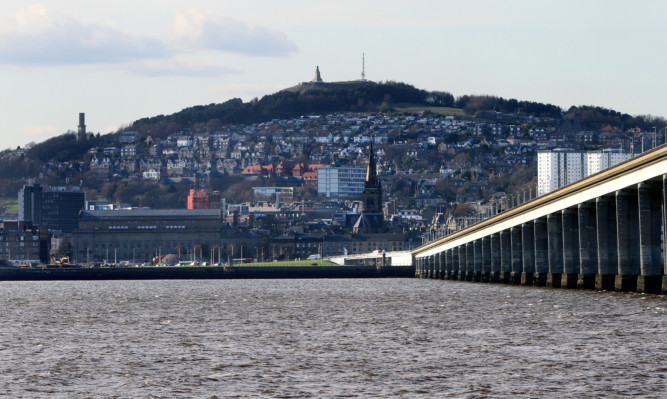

{"left": 0, "top": 198, "right": 18, "bottom": 215}
{"left": 394, "top": 104, "right": 468, "bottom": 117}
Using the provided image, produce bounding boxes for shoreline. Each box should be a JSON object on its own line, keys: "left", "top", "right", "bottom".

{"left": 0, "top": 265, "right": 416, "bottom": 281}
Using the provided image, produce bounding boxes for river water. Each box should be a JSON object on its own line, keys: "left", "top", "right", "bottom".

{"left": 0, "top": 279, "right": 665, "bottom": 398}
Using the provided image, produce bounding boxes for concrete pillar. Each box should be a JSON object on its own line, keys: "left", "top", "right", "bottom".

{"left": 596, "top": 195, "right": 617, "bottom": 291}
{"left": 465, "top": 242, "right": 474, "bottom": 281}
{"left": 638, "top": 181, "right": 663, "bottom": 294}
{"left": 473, "top": 239, "right": 482, "bottom": 282}
{"left": 663, "top": 175, "right": 667, "bottom": 295}
{"left": 481, "top": 236, "right": 491, "bottom": 282}
{"left": 534, "top": 217, "right": 548, "bottom": 286}
{"left": 500, "top": 229, "right": 511, "bottom": 284}
{"left": 458, "top": 245, "right": 466, "bottom": 281}
{"left": 490, "top": 233, "right": 501, "bottom": 283}
{"left": 521, "top": 221, "right": 535, "bottom": 286}
{"left": 561, "top": 207, "right": 580, "bottom": 288}
{"left": 547, "top": 212, "right": 563, "bottom": 288}
{"left": 438, "top": 251, "right": 445, "bottom": 280}
{"left": 451, "top": 246, "right": 460, "bottom": 280}
{"left": 616, "top": 188, "right": 640, "bottom": 292}
{"left": 444, "top": 249, "right": 451, "bottom": 280}
{"left": 510, "top": 226, "right": 523, "bottom": 285}
{"left": 577, "top": 202, "right": 597, "bottom": 289}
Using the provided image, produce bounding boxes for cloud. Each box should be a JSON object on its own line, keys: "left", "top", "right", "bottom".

{"left": 174, "top": 10, "right": 298, "bottom": 57}
{"left": 0, "top": 5, "right": 168, "bottom": 65}
{"left": 0, "top": 5, "right": 297, "bottom": 67}
{"left": 122, "top": 58, "right": 243, "bottom": 77}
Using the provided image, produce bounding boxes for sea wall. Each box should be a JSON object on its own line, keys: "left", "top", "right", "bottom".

{"left": 0, "top": 265, "right": 415, "bottom": 281}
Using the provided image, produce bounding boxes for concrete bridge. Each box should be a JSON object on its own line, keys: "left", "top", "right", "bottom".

{"left": 412, "top": 145, "right": 667, "bottom": 294}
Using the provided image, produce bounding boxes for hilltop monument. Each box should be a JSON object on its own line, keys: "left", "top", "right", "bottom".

{"left": 312, "top": 66, "right": 323, "bottom": 83}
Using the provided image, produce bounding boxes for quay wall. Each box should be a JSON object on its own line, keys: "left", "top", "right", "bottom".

{"left": 0, "top": 265, "right": 415, "bottom": 281}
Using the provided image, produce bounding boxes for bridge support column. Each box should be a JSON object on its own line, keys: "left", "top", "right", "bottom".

{"left": 439, "top": 252, "right": 445, "bottom": 280}
{"left": 578, "top": 202, "right": 597, "bottom": 290}
{"left": 638, "top": 181, "right": 663, "bottom": 294}
{"left": 481, "top": 236, "right": 491, "bottom": 283}
{"left": 465, "top": 242, "right": 474, "bottom": 281}
{"left": 616, "top": 188, "right": 640, "bottom": 292}
{"left": 547, "top": 213, "right": 563, "bottom": 288}
{"left": 500, "top": 229, "right": 511, "bottom": 284}
{"left": 596, "top": 195, "right": 618, "bottom": 291}
{"left": 458, "top": 245, "right": 466, "bottom": 281}
{"left": 561, "top": 207, "right": 580, "bottom": 289}
{"left": 490, "top": 233, "right": 501, "bottom": 283}
{"left": 451, "top": 247, "right": 459, "bottom": 280}
{"left": 521, "top": 221, "right": 535, "bottom": 286}
{"left": 664, "top": 175, "right": 667, "bottom": 295}
{"left": 444, "top": 249, "right": 452, "bottom": 280}
{"left": 510, "top": 226, "right": 523, "bottom": 285}
{"left": 473, "top": 240, "right": 482, "bottom": 282}
{"left": 534, "top": 217, "right": 548, "bottom": 286}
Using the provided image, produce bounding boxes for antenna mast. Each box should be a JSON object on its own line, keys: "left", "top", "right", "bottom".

{"left": 361, "top": 53, "right": 366, "bottom": 81}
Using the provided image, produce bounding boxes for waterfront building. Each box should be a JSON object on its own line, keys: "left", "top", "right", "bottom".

{"left": 0, "top": 221, "right": 49, "bottom": 264}
{"left": 18, "top": 184, "right": 86, "bottom": 233}
{"left": 71, "top": 209, "right": 262, "bottom": 264}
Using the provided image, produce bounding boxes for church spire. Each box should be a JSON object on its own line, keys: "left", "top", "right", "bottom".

{"left": 365, "top": 139, "right": 378, "bottom": 186}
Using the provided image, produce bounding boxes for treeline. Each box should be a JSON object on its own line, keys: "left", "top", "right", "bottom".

{"left": 130, "top": 81, "right": 450, "bottom": 139}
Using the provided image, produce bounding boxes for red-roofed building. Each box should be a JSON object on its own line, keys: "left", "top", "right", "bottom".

{"left": 242, "top": 164, "right": 275, "bottom": 176}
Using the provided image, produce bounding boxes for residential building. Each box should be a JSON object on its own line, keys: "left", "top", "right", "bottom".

{"left": 317, "top": 166, "right": 365, "bottom": 200}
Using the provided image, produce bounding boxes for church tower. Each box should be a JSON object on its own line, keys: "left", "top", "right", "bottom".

{"left": 362, "top": 140, "right": 382, "bottom": 214}
{"left": 353, "top": 140, "right": 384, "bottom": 234}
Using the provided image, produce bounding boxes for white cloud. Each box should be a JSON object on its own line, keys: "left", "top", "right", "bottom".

{"left": 0, "top": 5, "right": 297, "bottom": 67}
{"left": 0, "top": 5, "right": 168, "bottom": 65}
{"left": 174, "top": 10, "right": 298, "bottom": 57}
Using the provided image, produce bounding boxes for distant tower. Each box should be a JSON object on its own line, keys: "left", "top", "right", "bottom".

{"left": 361, "top": 53, "right": 366, "bottom": 81}
{"left": 312, "top": 66, "right": 323, "bottom": 83}
{"left": 77, "top": 113, "right": 86, "bottom": 141}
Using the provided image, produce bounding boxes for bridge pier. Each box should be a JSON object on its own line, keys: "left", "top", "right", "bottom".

{"left": 521, "top": 221, "right": 535, "bottom": 286}
{"left": 490, "top": 233, "right": 501, "bottom": 283}
{"left": 637, "top": 181, "right": 663, "bottom": 294}
{"left": 444, "top": 249, "right": 452, "bottom": 280}
{"left": 451, "top": 247, "right": 459, "bottom": 280}
{"left": 596, "top": 195, "right": 617, "bottom": 291}
{"left": 534, "top": 217, "right": 549, "bottom": 286}
{"left": 578, "top": 202, "right": 597, "bottom": 290}
{"left": 481, "top": 236, "right": 491, "bottom": 283}
{"left": 458, "top": 245, "right": 466, "bottom": 281}
{"left": 616, "top": 188, "right": 640, "bottom": 292}
{"left": 547, "top": 213, "right": 563, "bottom": 288}
{"left": 561, "top": 207, "right": 580, "bottom": 289}
{"left": 500, "top": 229, "right": 511, "bottom": 284}
{"left": 473, "top": 239, "right": 482, "bottom": 282}
{"left": 663, "top": 175, "right": 667, "bottom": 295}
{"left": 510, "top": 226, "right": 523, "bottom": 285}
{"left": 465, "top": 242, "right": 474, "bottom": 281}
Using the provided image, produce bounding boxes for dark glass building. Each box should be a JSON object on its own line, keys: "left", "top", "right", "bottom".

{"left": 18, "top": 184, "right": 86, "bottom": 233}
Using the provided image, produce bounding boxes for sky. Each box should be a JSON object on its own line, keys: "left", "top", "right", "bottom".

{"left": 1, "top": 0, "right": 666, "bottom": 150}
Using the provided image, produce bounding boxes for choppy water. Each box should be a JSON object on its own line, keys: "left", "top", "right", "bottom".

{"left": 0, "top": 279, "right": 665, "bottom": 398}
